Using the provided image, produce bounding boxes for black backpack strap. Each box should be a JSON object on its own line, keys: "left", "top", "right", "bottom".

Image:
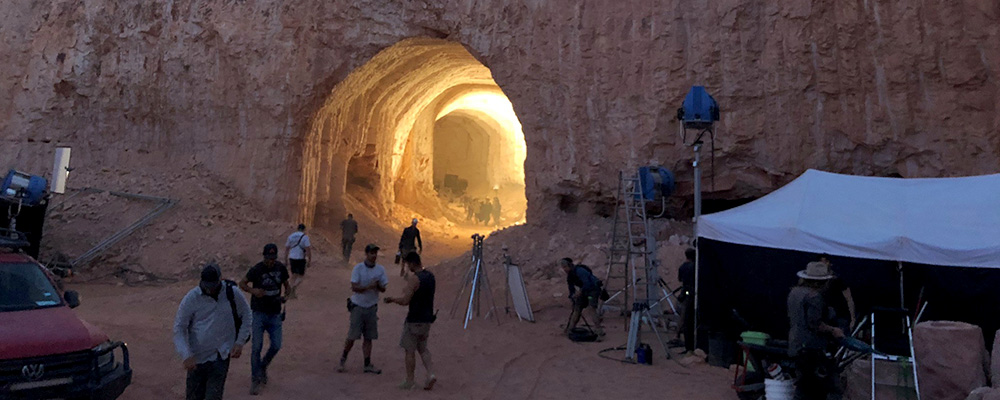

{"left": 224, "top": 280, "right": 244, "bottom": 343}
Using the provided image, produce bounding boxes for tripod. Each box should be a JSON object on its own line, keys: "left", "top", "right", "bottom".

{"left": 449, "top": 234, "right": 500, "bottom": 329}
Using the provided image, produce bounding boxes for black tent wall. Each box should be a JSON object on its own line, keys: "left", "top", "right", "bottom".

{"left": 698, "top": 238, "right": 1000, "bottom": 352}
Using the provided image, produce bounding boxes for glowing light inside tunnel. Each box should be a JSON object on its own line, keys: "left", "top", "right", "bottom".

{"left": 436, "top": 90, "right": 527, "bottom": 183}
{"left": 300, "top": 38, "right": 528, "bottom": 230}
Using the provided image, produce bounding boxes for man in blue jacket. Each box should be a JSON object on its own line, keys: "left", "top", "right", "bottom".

{"left": 561, "top": 258, "right": 605, "bottom": 337}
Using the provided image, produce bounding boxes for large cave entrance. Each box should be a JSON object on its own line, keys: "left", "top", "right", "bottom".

{"left": 300, "top": 38, "right": 527, "bottom": 233}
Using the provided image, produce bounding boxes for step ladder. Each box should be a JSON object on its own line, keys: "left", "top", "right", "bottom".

{"left": 601, "top": 171, "right": 634, "bottom": 316}
{"left": 869, "top": 307, "right": 920, "bottom": 400}
{"left": 603, "top": 171, "right": 677, "bottom": 362}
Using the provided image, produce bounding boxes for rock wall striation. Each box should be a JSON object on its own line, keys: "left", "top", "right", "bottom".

{"left": 2, "top": 1, "right": 997, "bottom": 224}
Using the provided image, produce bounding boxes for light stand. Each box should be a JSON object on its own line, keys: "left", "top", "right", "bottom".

{"left": 677, "top": 85, "right": 720, "bottom": 353}
{"left": 449, "top": 233, "right": 500, "bottom": 329}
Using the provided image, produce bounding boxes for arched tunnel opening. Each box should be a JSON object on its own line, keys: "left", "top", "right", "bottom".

{"left": 300, "top": 38, "right": 527, "bottom": 234}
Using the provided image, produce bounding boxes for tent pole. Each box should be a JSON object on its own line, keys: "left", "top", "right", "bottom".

{"left": 898, "top": 261, "right": 904, "bottom": 309}
{"left": 693, "top": 141, "right": 703, "bottom": 352}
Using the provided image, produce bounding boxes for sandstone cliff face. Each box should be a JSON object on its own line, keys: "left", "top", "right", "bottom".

{"left": 2, "top": 1, "right": 997, "bottom": 225}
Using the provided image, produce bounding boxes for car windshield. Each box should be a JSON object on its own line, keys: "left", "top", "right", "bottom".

{"left": 0, "top": 263, "right": 62, "bottom": 312}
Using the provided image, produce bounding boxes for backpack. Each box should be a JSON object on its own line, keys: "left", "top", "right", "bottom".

{"left": 575, "top": 265, "right": 610, "bottom": 301}
{"left": 223, "top": 280, "right": 247, "bottom": 342}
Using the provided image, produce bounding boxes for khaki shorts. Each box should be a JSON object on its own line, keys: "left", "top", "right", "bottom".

{"left": 399, "top": 322, "right": 431, "bottom": 352}
{"left": 348, "top": 303, "right": 378, "bottom": 340}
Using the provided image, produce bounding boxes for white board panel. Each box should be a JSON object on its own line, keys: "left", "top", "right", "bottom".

{"left": 507, "top": 264, "right": 534, "bottom": 322}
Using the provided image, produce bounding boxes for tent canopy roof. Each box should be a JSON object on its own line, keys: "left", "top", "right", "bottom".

{"left": 698, "top": 169, "right": 1000, "bottom": 268}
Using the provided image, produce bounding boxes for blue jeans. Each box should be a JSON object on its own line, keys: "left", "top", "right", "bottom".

{"left": 251, "top": 311, "right": 283, "bottom": 382}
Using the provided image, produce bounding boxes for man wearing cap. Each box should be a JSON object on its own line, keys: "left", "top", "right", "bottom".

{"left": 787, "top": 261, "right": 844, "bottom": 399}
{"left": 240, "top": 244, "right": 291, "bottom": 395}
{"left": 173, "top": 264, "right": 252, "bottom": 400}
{"left": 397, "top": 219, "right": 423, "bottom": 276}
{"left": 338, "top": 243, "right": 389, "bottom": 374}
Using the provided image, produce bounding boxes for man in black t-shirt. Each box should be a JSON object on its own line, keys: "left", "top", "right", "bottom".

{"left": 239, "top": 243, "right": 290, "bottom": 395}
{"left": 398, "top": 219, "right": 423, "bottom": 276}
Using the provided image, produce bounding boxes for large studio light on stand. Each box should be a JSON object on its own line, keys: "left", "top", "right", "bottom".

{"left": 677, "top": 86, "right": 720, "bottom": 352}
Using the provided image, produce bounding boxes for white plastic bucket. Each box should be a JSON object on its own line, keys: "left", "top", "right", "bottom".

{"left": 764, "top": 378, "right": 795, "bottom": 399}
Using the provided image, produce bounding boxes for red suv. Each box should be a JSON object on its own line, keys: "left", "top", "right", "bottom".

{"left": 0, "top": 250, "right": 132, "bottom": 399}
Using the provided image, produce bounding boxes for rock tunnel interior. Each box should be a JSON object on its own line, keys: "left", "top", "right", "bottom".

{"left": 300, "top": 38, "right": 527, "bottom": 232}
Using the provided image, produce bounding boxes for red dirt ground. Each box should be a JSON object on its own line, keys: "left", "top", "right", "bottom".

{"left": 67, "top": 240, "right": 736, "bottom": 400}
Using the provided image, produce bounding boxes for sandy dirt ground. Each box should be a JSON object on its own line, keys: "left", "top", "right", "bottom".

{"left": 66, "top": 240, "right": 736, "bottom": 400}
{"left": 43, "top": 167, "right": 732, "bottom": 399}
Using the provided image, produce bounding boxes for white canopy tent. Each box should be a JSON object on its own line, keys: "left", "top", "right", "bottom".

{"left": 698, "top": 169, "right": 1000, "bottom": 269}
{"left": 691, "top": 169, "right": 1000, "bottom": 349}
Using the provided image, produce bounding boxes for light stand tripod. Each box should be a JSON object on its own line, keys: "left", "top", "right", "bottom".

{"left": 677, "top": 85, "right": 720, "bottom": 355}
{"left": 449, "top": 234, "right": 500, "bottom": 329}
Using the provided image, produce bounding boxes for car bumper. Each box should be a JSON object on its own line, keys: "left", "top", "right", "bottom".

{"left": 2, "top": 342, "right": 132, "bottom": 400}
{"left": 3, "top": 363, "right": 131, "bottom": 400}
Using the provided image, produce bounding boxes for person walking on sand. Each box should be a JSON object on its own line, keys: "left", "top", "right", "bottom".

{"left": 285, "top": 224, "right": 311, "bottom": 299}
{"left": 341, "top": 213, "right": 359, "bottom": 262}
{"left": 240, "top": 244, "right": 290, "bottom": 395}
{"left": 385, "top": 252, "right": 437, "bottom": 390}
{"left": 173, "top": 263, "right": 251, "bottom": 400}
{"left": 398, "top": 218, "right": 423, "bottom": 276}
{"left": 338, "top": 244, "right": 389, "bottom": 374}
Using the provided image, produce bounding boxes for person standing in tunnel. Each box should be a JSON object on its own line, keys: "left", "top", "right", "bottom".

{"left": 463, "top": 196, "right": 475, "bottom": 222}
{"left": 398, "top": 218, "right": 423, "bottom": 277}
{"left": 478, "top": 199, "right": 493, "bottom": 226}
{"left": 341, "top": 214, "right": 359, "bottom": 263}
{"left": 491, "top": 195, "right": 502, "bottom": 227}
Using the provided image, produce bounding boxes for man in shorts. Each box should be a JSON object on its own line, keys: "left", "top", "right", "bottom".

{"left": 284, "top": 224, "right": 311, "bottom": 299}
{"left": 338, "top": 244, "right": 389, "bottom": 374}
{"left": 385, "top": 252, "right": 437, "bottom": 390}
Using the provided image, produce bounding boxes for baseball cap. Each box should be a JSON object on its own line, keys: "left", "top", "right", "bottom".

{"left": 364, "top": 244, "right": 380, "bottom": 253}
{"left": 201, "top": 263, "right": 221, "bottom": 282}
{"left": 263, "top": 243, "right": 279, "bottom": 260}
{"left": 200, "top": 263, "right": 222, "bottom": 292}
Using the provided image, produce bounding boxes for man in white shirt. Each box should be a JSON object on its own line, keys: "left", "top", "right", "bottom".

{"left": 285, "top": 224, "right": 311, "bottom": 299}
{"left": 173, "top": 264, "right": 252, "bottom": 400}
{"left": 337, "top": 244, "right": 389, "bottom": 374}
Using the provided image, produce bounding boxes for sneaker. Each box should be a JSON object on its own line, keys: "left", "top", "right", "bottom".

{"left": 424, "top": 375, "right": 437, "bottom": 391}
{"left": 250, "top": 381, "right": 261, "bottom": 396}
{"left": 398, "top": 380, "right": 415, "bottom": 390}
{"left": 363, "top": 364, "right": 382, "bottom": 375}
{"left": 337, "top": 359, "right": 346, "bottom": 373}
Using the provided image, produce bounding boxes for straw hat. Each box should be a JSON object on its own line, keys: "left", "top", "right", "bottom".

{"left": 797, "top": 261, "right": 835, "bottom": 280}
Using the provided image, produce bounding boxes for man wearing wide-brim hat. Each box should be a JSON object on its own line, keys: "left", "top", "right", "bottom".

{"left": 787, "top": 261, "right": 845, "bottom": 399}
